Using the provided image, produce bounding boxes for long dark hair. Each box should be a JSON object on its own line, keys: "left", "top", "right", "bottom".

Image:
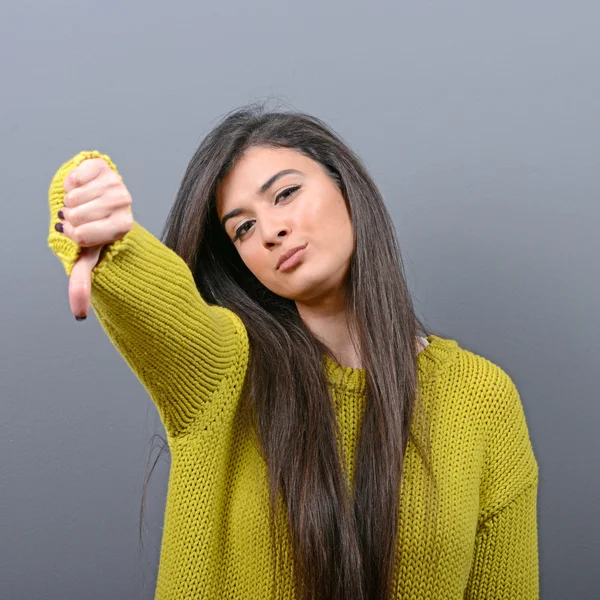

{"left": 139, "top": 103, "right": 437, "bottom": 600}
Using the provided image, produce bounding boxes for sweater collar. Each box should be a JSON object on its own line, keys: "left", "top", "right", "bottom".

{"left": 324, "top": 335, "right": 459, "bottom": 394}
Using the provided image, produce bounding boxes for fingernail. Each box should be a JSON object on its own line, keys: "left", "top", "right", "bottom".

{"left": 55, "top": 222, "right": 64, "bottom": 233}
{"left": 75, "top": 315, "right": 87, "bottom": 321}
{"left": 58, "top": 209, "right": 64, "bottom": 219}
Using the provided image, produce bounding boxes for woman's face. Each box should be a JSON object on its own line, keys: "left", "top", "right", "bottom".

{"left": 216, "top": 146, "right": 354, "bottom": 306}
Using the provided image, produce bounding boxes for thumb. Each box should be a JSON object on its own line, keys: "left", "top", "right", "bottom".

{"left": 68, "top": 245, "right": 103, "bottom": 320}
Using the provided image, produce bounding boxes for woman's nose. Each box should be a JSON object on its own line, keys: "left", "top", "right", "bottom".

{"left": 261, "top": 218, "right": 291, "bottom": 246}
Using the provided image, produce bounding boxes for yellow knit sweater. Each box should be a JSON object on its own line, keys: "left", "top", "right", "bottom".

{"left": 48, "top": 151, "right": 539, "bottom": 599}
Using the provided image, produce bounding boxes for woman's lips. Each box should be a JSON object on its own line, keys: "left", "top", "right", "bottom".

{"left": 278, "top": 246, "right": 307, "bottom": 271}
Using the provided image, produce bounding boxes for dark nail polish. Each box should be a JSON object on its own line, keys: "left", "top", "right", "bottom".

{"left": 55, "top": 222, "right": 64, "bottom": 233}
{"left": 75, "top": 315, "right": 87, "bottom": 321}
{"left": 58, "top": 209, "right": 64, "bottom": 219}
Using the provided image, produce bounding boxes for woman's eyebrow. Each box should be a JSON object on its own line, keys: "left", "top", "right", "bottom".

{"left": 221, "top": 168, "right": 303, "bottom": 228}
{"left": 257, "top": 168, "right": 303, "bottom": 195}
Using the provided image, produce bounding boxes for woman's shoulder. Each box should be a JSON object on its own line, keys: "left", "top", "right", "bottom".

{"left": 455, "top": 339, "right": 520, "bottom": 402}
{"left": 422, "top": 335, "right": 538, "bottom": 504}
{"left": 422, "top": 334, "right": 523, "bottom": 414}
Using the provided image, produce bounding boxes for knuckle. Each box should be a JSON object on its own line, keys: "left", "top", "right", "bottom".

{"left": 106, "top": 177, "right": 120, "bottom": 192}
{"left": 72, "top": 226, "right": 85, "bottom": 246}
{"left": 64, "top": 190, "right": 76, "bottom": 207}
{"left": 65, "top": 172, "right": 78, "bottom": 192}
{"left": 103, "top": 193, "right": 119, "bottom": 212}
{"left": 103, "top": 170, "right": 119, "bottom": 187}
{"left": 64, "top": 205, "right": 76, "bottom": 225}
{"left": 110, "top": 213, "right": 132, "bottom": 238}
{"left": 88, "top": 158, "right": 105, "bottom": 171}
{"left": 122, "top": 212, "right": 134, "bottom": 231}
{"left": 108, "top": 183, "right": 130, "bottom": 205}
{"left": 119, "top": 187, "right": 132, "bottom": 205}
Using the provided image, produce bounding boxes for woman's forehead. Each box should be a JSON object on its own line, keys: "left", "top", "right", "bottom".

{"left": 216, "top": 147, "right": 314, "bottom": 213}
{"left": 227, "top": 147, "right": 310, "bottom": 181}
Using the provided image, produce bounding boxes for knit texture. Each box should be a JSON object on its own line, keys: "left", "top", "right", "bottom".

{"left": 48, "top": 151, "right": 539, "bottom": 599}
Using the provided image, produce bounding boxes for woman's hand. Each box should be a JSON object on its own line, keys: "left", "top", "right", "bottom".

{"left": 57, "top": 158, "right": 134, "bottom": 320}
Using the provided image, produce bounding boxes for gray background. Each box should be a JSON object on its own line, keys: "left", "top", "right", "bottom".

{"left": 1, "top": 0, "right": 598, "bottom": 598}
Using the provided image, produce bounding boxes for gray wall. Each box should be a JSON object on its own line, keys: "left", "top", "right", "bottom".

{"left": 1, "top": 0, "right": 598, "bottom": 598}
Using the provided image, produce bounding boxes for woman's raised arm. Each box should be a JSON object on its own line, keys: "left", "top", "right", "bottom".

{"left": 47, "top": 151, "right": 249, "bottom": 439}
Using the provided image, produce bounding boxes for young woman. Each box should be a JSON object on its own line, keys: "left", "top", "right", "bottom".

{"left": 47, "top": 106, "right": 539, "bottom": 600}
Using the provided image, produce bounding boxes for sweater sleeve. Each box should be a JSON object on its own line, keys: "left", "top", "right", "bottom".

{"left": 464, "top": 369, "right": 540, "bottom": 599}
{"left": 464, "top": 480, "right": 539, "bottom": 599}
{"left": 48, "top": 151, "right": 249, "bottom": 438}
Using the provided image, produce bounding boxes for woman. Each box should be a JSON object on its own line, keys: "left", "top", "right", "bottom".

{"left": 47, "top": 105, "right": 539, "bottom": 600}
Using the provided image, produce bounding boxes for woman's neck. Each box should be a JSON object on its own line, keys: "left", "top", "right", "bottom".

{"left": 296, "top": 298, "right": 428, "bottom": 369}
{"left": 296, "top": 301, "right": 362, "bottom": 369}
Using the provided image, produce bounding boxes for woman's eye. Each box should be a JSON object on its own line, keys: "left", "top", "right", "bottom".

{"left": 275, "top": 185, "right": 300, "bottom": 204}
{"left": 234, "top": 221, "right": 253, "bottom": 241}
{"left": 233, "top": 186, "right": 300, "bottom": 242}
